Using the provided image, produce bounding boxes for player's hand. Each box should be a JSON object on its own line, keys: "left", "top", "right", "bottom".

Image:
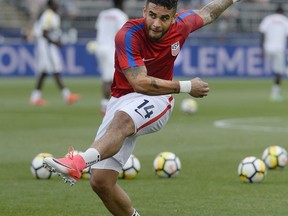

{"left": 189, "top": 77, "right": 209, "bottom": 98}
{"left": 232, "top": 0, "right": 241, "bottom": 3}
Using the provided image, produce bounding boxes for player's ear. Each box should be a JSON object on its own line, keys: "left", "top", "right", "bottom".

{"left": 172, "top": 13, "right": 177, "bottom": 23}
{"left": 143, "top": 6, "right": 147, "bottom": 18}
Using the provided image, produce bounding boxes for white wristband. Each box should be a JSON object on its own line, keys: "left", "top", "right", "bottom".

{"left": 179, "top": 81, "right": 192, "bottom": 93}
{"left": 232, "top": 0, "right": 239, "bottom": 3}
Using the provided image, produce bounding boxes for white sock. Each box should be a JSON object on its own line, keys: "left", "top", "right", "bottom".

{"left": 30, "top": 90, "right": 41, "bottom": 101}
{"left": 132, "top": 209, "right": 140, "bottom": 216}
{"left": 271, "top": 84, "right": 280, "bottom": 97}
{"left": 79, "top": 148, "right": 101, "bottom": 167}
{"left": 62, "top": 88, "right": 70, "bottom": 99}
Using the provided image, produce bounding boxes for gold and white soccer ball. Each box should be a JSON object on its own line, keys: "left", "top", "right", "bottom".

{"left": 86, "top": 40, "right": 96, "bottom": 54}
{"left": 261, "top": 145, "right": 288, "bottom": 169}
{"left": 81, "top": 166, "right": 91, "bottom": 180}
{"left": 180, "top": 98, "right": 198, "bottom": 114}
{"left": 153, "top": 152, "right": 181, "bottom": 178}
{"left": 118, "top": 154, "right": 141, "bottom": 180}
{"left": 30, "top": 153, "right": 55, "bottom": 179}
{"left": 237, "top": 156, "right": 266, "bottom": 183}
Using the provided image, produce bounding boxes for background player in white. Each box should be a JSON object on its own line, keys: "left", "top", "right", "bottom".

{"left": 259, "top": 4, "right": 288, "bottom": 102}
{"left": 95, "top": 0, "right": 128, "bottom": 114}
{"left": 29, "top": 0, "right": 80, "bottom": 106}
{"left": 44, "top": 0, "right": 240, "bottom": 215}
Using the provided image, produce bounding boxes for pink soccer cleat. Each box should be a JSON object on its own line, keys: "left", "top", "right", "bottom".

{"left": 65, "top": 93, "right": 80, "bottom": 104}
{"left": 29, "top": 98, "right": 47, "bottom": 106}
{"left": 43, "top": 147, "right": 86, "bottom": 186}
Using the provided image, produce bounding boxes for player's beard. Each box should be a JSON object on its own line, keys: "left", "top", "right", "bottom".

{"left": 146, "top": 26, "right": 168, "bottom": 41}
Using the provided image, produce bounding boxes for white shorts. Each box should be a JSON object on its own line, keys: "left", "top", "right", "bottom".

{"left": 91, "top": 93, "right": 174, "bottom": 172}
{"left": 35, "top": 38, "right": 63, "bottom": 73}
{"left": 265, "top": 50, "right": 286, "bottom": 74}
{"left": 95, "top": 45, "right": 115, "bottom": 82}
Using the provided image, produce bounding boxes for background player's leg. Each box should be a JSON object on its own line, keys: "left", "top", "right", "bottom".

{"left": 52, "top": 73, "right": 80, "bottom": 104}
{"left": 270, "top": 73, "right": 282, "bottom": 102}
{"left": 29, "top": 72, "right": 48, "bottom": 105}
{"left": 53, "top": 73, "right": 65, "bottom": 90}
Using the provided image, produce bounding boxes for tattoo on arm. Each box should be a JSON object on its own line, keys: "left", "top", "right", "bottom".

{"left": 151, "top": 78, "right": 159, "bottom": 89}
{"left": 201, "top": 0, "right": 233, "bottom": 24}
{"left": 125, "top": 66, "right": 145, "bottom": 80}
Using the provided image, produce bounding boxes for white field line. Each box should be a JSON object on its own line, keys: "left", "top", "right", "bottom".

{"left": 214, "top": 117, "right": 288, "bottom": 133}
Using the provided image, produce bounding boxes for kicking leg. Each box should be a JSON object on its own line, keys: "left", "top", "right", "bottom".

{"left": 91, "top": 111, "right": 135, "bottom": 159}
{"left": 43, "top": 111, "right": 135, "bottom": 185}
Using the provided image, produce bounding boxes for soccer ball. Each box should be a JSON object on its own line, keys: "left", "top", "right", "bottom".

{"left": 237, "top": 156, "right": 266, "bottom": 183}
{"left": 261, "top": 145, "right": 288, "bottom": 169}
{"left": 153, "top": 152, "right": 181, "bottom": 178}
{"left": 30, "top": 153, "right": 55, "bottom": 179}
{"left": 180, "top": 98, "right": 198, "bottom": 114}
{"left": 86, "top": 40, "right": 96, "bottom": 54}
{"left": 118, "top": 154, "right": 141, "bottom": 180}
{"left": 81, "top": 166, "right": 91, "bottom": 179}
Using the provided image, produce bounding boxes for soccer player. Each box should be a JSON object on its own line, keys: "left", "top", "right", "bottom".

{"left": 95, "top": 0, "right": 128, "bottom": 114}
{"left": 259, "top": 4, "right": 288, "bottom": 102}
{"left": 29, "top": 0, "right": 80, "bottom": 106}
{"left": 44, "top": 0, "right": 241, "bottom": 215}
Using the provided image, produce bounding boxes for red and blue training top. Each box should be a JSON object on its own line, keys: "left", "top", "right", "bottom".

{"left": 111, "top": 10, "right": 204, "bottom": 98}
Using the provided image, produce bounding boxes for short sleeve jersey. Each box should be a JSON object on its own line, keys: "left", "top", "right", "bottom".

{"left": 259, "top": 13, "right": 288, "bottom": 52}
{"left": 37, "top": 8, "right": 61, "bottom": 41}
{"left": 111, "top": 10, "right": 204, "bottom": 98}
{"left": 95, "top": 8, "right": 128, "bottom": 47}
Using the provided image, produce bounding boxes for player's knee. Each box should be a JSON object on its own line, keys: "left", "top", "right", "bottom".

{"left": 90, "top": 171, "right": 116, "bottom": 195}
{"left": 90, "top": 175, "right": 110, "bottom": 194}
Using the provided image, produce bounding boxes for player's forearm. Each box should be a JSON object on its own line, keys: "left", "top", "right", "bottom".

{"left": 198, "top": 0, "right": 234, "bottom": 25}
{"left": 123, "top": 67, "right": 209, "bottom": 97}
{"left": 123, "top": 66, "right": 180, "bottom": 95}
{"left": 133, "top": 76, "right": 180, "bottom": 95}
{"left": 43, "top": 30, "right": 62, "bottom": 47}
{"left": 133, "top": 76, "right": 209, "bottom": 98}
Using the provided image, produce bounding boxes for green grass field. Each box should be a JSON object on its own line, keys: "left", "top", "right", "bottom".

{"left": 1, "top": 77, "right": 288, "bottom": 216}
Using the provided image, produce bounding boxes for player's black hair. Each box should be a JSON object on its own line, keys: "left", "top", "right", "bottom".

{"left": 47, "top": 0, "right": 54, "bottom": 7}
{"left": 113, "top": 0, "right": 124, "bottom": 5}
{"left": 276, "top": 4, "right": 284, "bottom": 14}
{"left": 146, "top": 0, "right": 178, "bottom": 11}
{"left": 47, "top": 0, "right": 59, "bottom": 11}
{"left": 113, "top": 0, "right": 124, "bottom": 9}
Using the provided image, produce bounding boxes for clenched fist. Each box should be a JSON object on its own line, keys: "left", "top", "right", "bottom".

{"left": 189, "top": 77, "right": 209, "bottom": 98}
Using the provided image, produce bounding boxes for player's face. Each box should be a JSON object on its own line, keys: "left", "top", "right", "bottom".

{"left": 143, "top": 3, "right": 176, "bottom": 41}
